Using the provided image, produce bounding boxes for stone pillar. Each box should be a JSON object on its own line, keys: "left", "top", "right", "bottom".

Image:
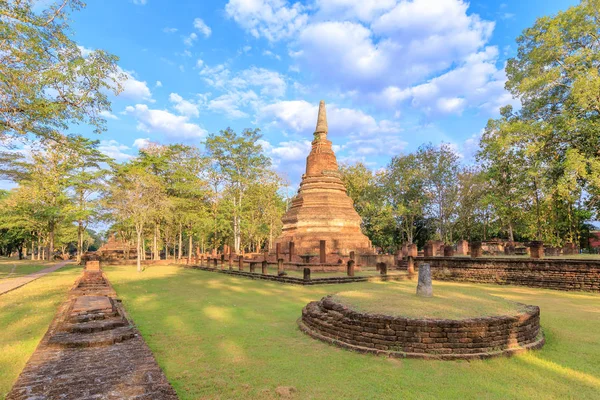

{"left": 238, "top": 256, "right": 244, "bottom": 271}
{"left": 416, "top": 263, "right": 433, "bottom": 297}
{"left": 228, "top": 253, "right": 233, "bottom": 270}
{"left": 407, "top": 256, "right": 415, "bottom": 276}
{"left": 303, "top": 267, "right": 311, "bottom": 281}
{"left": 220, "top": 254, "right": 225, "bottom": 268}
{"left": 456, "top": 240, "right": 469, "bottom": 256}
{"left": 346, "top": 260, "right": 355, "bottom": 277}
{"left": 276, "top": 243, "right": 281, "bottom": 260}
{"left": 213, "top": 258, "right": 218, "bottom": 268}
{"left": 289, "top": 241, "right": 295, "bottom": 262}
{"left": 194, "top": 255, "right": 199, "bottom": 265}
{"left": 250, "top": 262, "right": 256, "bottom": 273}
{"left": 443, "top": 245, "right": 454, "bottom": 257}
{"left": 530, "top": 241, "right": 544, "bottom": 259}
{"left": 262, "top": 260, "right": 268, "bottom": 275}
{"left": 319, "top": 240, "right": 326, "bottom": 264}
{"left": 424, "top": 242, "right": 434, "bottom": 257}
{"left": 408, "top": 244, "right": 417, "bottom": 258}
{"left": 401, "top": 244, "right": 408, "bottom": 258}
{"left": 264, "top": 251, "right": 268, "bottom": 261}
{"left": 349, "top": 251, "right": 355, "bottom": 261}
{"left": 379, "top": 262, "right": 387, "bottom": 276}
{"left": 277, "top": 258, "right": 284, "bottom": 276}
{"left": 470, "top": 241, "right": 482, "bottom": 258}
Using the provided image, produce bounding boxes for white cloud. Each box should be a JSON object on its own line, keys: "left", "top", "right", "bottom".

{"left": 117, "top": 68, "right": 152, "bottom": 101}
{"left": 259, "top": 100, "right": 401, "bottom": 137}
{"left": 225, "top": 0, "right": 309, "bottom": 42}
{"left": 193, "top": 18, "right": 212, "bottom": 38}
{"left": 98, "top": 140, "right": 133, "bottom": 161}
{"left": 207, "top": 90, "right": 259, "bottom": 119}
{"left": 100, "top": 110, "right": 119, "bottom": 120}
{"left": 155, "top": 81, "right": 163, "bottom": 87}
{"left": 222, "top": 0, "right": 507, "bottom": 117}
{"left": 315, "top": 0, "right": 396, "bottom": 23}
{"left": 133, "top": 138, "right": 152, "bottom": 149}
{"left": 169, "top": 93, "right": 200, "bottom": 117}
{"left": 132, "top": 0, "right": 147, "bottom": 5}
{"left": 163, "top": 27, "right": 178, "bottom": 33}
{"left": 183, "top": 32, "right": 198, "bottom": 47}
{"left": 262, "top": 50, "right": 281, "bottom": 60}
{"left": 230, "top": 67, "right": 287, "bottom": 97}
{"left": 124, "top": 104, "right": 207, "bottom": 140}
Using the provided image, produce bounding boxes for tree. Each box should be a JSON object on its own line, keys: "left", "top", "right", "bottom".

{"left": 205, "top": 128, "right": 272, "bottom": 253}
{"left": 383, "top": 154, "right": 427, "bottom": 245}
{"left": 106, "top": 166, "right": 166, "bottom": 272}
{"left": 0, "top": 0, "right": 125, "bottom": 142}
{"left": 341, "top": 162, "right": 395, "bottom": 250}
{"left": 418, "top": 143, "right": 460, "bottom": 244}
{"left": 504, "top": 0, "right": 600, "bottom": 221}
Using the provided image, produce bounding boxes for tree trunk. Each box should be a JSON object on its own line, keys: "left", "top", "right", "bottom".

{"left": 48, "top": 226, "right": 55, "bottom": 261}
{"left": 153, "top": 223, "right": 159, "bottom": 260}
{"left": 188, "top": 234, "right": 192, "bottom": 262}
{"left": 136, "top": 227, "right": 142, "bottom": 273}
{"left": 31, "top": 241, "right": 35, "bottom": 261}
{"left": 178, "top": 224, "right": 182, "bottom": 259}
{"left": 77, "top": 221, "right": 84, "bottom": 264}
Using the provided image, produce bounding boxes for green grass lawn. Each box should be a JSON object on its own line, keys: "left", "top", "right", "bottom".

{"left": 0, "top": 259, "right": 54, "bottom": 280}
{"left": 333, "top": 285, "right": 525, "bottom": 319}
{"left": 0, "top": 265, "right": 82, "bottom": 398}
{"left": 102, "top": 265, "right": 600, "bottom": 399}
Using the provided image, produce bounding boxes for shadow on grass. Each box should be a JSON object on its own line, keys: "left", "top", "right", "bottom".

{"left": 104, "top": 265, "right": 600, "bottom": 400}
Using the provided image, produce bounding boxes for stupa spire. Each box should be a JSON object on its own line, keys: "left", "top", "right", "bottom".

{"left": 314, "top": 100, "right": 328, "bottom": 139}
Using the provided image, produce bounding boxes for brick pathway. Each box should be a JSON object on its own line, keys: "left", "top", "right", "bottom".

{"left": 6, "top": 268, "right": 178, "bottom": 399}
{"left": 0, "top": 260, "right": 71, "bottom": 296}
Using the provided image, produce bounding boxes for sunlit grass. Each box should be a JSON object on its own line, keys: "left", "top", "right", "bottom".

{"left": 333, "top": 284, "right": 525, "bottom": 319}
{"left": 0, "top": 259, "right": 54, "bottom": 280}
{"left": 104, "top": 265, "right": 600, "bottom": 400}
{"left": 0, "top": 265, "right": 82, "bottom": 398}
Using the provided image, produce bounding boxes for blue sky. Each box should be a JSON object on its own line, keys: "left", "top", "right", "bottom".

{"left": 12, "top": 0, "right": 582, "bottom": 188}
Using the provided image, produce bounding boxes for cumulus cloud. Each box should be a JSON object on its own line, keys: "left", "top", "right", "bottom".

{"left": 207, "top": 90, "right": 259, "bottom": 119}
{"left": 230, "top": 67, "right": 287, "bottom": 97}
{"left": 193, "top": 18, "right": 212, "bottom": 38}
{"left": 169, "top": 93, "right": 200, "bottom": 117}
{"left": 124, "top": 104, "right": 207, "bottom": 140}
{"left": 225, "top": 0, "right": 510, "bottom": 117}
{"left": 225, "top": 0, "right": 308, "bottom": 41}
{"left": 133, "top": 138, "right": 152, "bottom": 149}
{"left": 118, "top": 68, "right": 153, "bottom": 101}
{"left": 259, "top": 100, "right": 401, "bottom": 137}
{"left": 99, "top": 110, "right": 119, "bottom": 120}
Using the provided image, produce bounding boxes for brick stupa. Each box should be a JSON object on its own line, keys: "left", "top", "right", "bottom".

{"left": 274, "top": 100, "right": 372, "bottom": 256}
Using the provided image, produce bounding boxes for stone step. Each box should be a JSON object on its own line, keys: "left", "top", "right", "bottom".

{"left": 68, "top": 310, "right": 119, "bottom": 323}
{"left": 48, "top": 326, "right": 136, "bottom": 348}
{"left": 64, "top": 317, "right": 127, "bottom": 333}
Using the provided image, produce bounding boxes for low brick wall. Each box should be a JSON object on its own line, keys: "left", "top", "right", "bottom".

{"left": 299, "top": 296, "right": 544, "bottom": 360}
{"left": 186, "top": 266, "right": 406, "bottom": 285}
{"left": 416, "top": 257, "right": 600, "bottom": 292}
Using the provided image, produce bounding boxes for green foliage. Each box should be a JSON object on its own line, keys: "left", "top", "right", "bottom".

{"left": 0, "top": 0, "right": 125, "bottom": 142}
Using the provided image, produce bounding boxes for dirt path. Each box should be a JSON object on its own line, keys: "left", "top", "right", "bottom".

{"left": 0, "top": 260, "right": 71, "bottom": 296}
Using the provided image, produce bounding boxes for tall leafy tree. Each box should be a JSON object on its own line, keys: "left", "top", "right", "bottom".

{"left": 1, "top": 0, "right": 125, "bottom": 142}
{"left": 205, "top": 128, "right": 272, "bottom": 253}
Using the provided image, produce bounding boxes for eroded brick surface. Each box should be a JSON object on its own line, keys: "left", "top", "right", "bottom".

{"left": 7, "top": 270, "right": 178, "bottom": 400}
{"left": 299, "top": 296, "right": 544, "bottom": 360}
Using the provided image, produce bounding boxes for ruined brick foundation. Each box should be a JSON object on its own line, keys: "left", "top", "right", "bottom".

{"left": 299, "top": 296, "right": 544, "bottom": 360}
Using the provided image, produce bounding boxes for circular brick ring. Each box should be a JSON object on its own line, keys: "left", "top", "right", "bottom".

{"left": 298, "top": 296, "right": 545, "bottom": 360}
